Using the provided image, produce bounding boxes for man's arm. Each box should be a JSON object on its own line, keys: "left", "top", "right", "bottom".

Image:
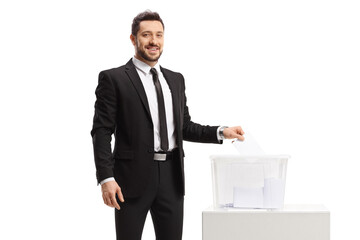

{"left": 180, "top": 75, "right": 220, "bottom": 143}
{"left": 91, "top": 71, "right": 117, "bottom": 183}
{"left": 91, "top": 71, "right": 124, "bottom": 209}
{"left": 180, "top": 75, "right": 244, "bottom": 143}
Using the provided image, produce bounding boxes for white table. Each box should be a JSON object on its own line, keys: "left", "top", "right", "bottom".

{"left": 202, "top": 204, "right": 330, "bottom": 240}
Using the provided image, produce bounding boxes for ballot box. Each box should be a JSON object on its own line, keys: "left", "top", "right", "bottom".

{"left": 211, "top": 155, "right": 289, "bottom": 209}
{"left": 202, "top": 204, "right": 330, "bottom": 240}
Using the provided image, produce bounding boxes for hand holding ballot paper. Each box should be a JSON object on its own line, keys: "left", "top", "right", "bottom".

{"left": 223, "top": 126, "right": 245, "bottom": 141}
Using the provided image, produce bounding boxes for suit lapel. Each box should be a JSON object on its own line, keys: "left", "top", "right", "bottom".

{"left": 161, "top": 67, "right": 181, "bottom": 139}
{"left": 125, "top": 59, "right": 152, "bottom": 120}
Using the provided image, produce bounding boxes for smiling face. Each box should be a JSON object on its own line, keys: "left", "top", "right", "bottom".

{"left": 130, "top": 20, "right": 164, "bottom": 67}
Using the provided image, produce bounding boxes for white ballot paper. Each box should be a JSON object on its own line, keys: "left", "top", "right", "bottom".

{"left": 232, "top": 132, "right": 265, "bottom": 155}
{"left": 232, "top": 162, "right": 265, "bottom": 208}
{"left": 263, "top": 178, "right": 285, "bottom": 208}
{"left": 233, "top": 187, "right": 264, "bottom": 208}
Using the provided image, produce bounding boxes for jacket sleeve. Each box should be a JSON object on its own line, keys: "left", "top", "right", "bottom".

{"left": 180, "top": 74, "right": 222, "bottom": 144}
{"left": 91, "top": 71, "right": 117, "bottom": 184}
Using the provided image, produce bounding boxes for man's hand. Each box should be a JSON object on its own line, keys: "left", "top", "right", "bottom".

{"left": 101, "top": 181, "right": 124, "bottom": 210}
{"left": 223, "top": 126, "right": 245, "bottom": 141}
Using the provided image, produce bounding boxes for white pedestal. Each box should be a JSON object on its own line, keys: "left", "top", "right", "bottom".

{"left": 202, "top": 204, "right": 330, "bottom": 240}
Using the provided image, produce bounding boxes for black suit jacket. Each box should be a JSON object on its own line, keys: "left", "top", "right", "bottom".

{"left": 91, "top": 59, "right": 221, "bottom": 197}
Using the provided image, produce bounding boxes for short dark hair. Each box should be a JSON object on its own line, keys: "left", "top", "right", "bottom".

{"left": 131, "top": 10, "right": 164, "bottom": 36}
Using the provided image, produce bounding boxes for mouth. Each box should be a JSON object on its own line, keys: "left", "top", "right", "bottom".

{"left": 146, "top": 45, "right": 159, "bottom": 53}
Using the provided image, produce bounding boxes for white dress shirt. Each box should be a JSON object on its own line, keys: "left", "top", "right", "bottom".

{"left": 132, "top": 57, "right": 177, "bottom": 152}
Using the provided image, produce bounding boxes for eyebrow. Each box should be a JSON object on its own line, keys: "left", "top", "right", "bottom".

{"left": 141, "top": 30, "right": 164, "bottom": 34}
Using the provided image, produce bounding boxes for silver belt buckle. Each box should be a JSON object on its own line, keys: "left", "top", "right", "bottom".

{"left": 154, "top": 153, "right": 167, "bottom": 161}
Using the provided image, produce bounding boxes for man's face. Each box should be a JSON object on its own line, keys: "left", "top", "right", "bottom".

{"left": 131, "top": 20, "right": 164, "bottom": 66}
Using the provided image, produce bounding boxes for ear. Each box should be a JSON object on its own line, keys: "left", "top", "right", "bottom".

{"left": 130, "top": 34, "right": 136, "bottom": 46}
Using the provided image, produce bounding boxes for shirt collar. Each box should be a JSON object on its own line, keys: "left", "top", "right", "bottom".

{"left": 132, "top": 57, "right": 161, "bottom": 75}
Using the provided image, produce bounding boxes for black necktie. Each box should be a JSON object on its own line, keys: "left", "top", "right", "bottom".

{"left": 150, "top": 68, "right": 169, "bottom": 152}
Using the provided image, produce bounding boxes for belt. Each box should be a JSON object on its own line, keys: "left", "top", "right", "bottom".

{"left": 154, "top": 148, "right": 178, "bottom": 161}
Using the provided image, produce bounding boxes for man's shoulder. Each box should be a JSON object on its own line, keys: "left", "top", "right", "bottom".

{"left": 160, "top": 66, "right": 184, "bottom": 79}
{"left": 100, "top": 65, "right": 125, "bottom": 75}
{"left": 100, "top": 59, "right": 133, "bottom": 76}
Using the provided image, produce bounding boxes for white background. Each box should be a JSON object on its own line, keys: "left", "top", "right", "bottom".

{"left": 1, "top": 0, "right": 359, "bottom": 239}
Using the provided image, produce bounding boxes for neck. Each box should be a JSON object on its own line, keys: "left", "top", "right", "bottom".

{"left": 134, "top": 55, "right": 157, "bottom": 67}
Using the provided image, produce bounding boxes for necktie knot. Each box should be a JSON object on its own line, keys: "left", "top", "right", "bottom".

{"left": 150, "top": 68, "right": 157, "bottom": 76}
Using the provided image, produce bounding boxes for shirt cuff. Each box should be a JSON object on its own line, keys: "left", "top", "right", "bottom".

{"left": 100, "top": 177, "right": 115, "bottom": 185}
{"left": 216, "top": 126, "right": 221, "bottom": 141}
{"left": 217, "top": 126, "right": 229, "bottom": 141}
{"left": 216, "top": 126, "right": 223, "bottom": 141}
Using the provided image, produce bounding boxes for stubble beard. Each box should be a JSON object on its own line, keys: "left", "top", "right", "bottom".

{"left": 136, "top": 42, "right": 162, "bottom": 63}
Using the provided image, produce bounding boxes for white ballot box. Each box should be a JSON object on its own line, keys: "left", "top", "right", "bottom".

{"left": 202, "top": 204, "right": 330, "bottom": 240}
{"left": 211, "top": 155, "right": 289, "bottom": 209}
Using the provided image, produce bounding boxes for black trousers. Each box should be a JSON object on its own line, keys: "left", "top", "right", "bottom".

{"left": 115, "top": 151, "right": 184, "bottom": 240}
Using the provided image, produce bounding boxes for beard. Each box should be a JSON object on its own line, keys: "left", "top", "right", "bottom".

{"left": 136, "top": 42, "right": 163, "bottom": 63}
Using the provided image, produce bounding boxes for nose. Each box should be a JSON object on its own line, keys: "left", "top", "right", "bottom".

{"left": 149, "top": 35, "right": 157, "bottom": 45}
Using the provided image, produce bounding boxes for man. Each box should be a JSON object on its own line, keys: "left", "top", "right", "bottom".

{"left": 91, "top": 11, "right": 245, "bottom": 240}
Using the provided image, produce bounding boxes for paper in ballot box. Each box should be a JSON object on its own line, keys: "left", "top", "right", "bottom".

{"left": 210, "top": 155, "right": 289, "bottom": 209}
